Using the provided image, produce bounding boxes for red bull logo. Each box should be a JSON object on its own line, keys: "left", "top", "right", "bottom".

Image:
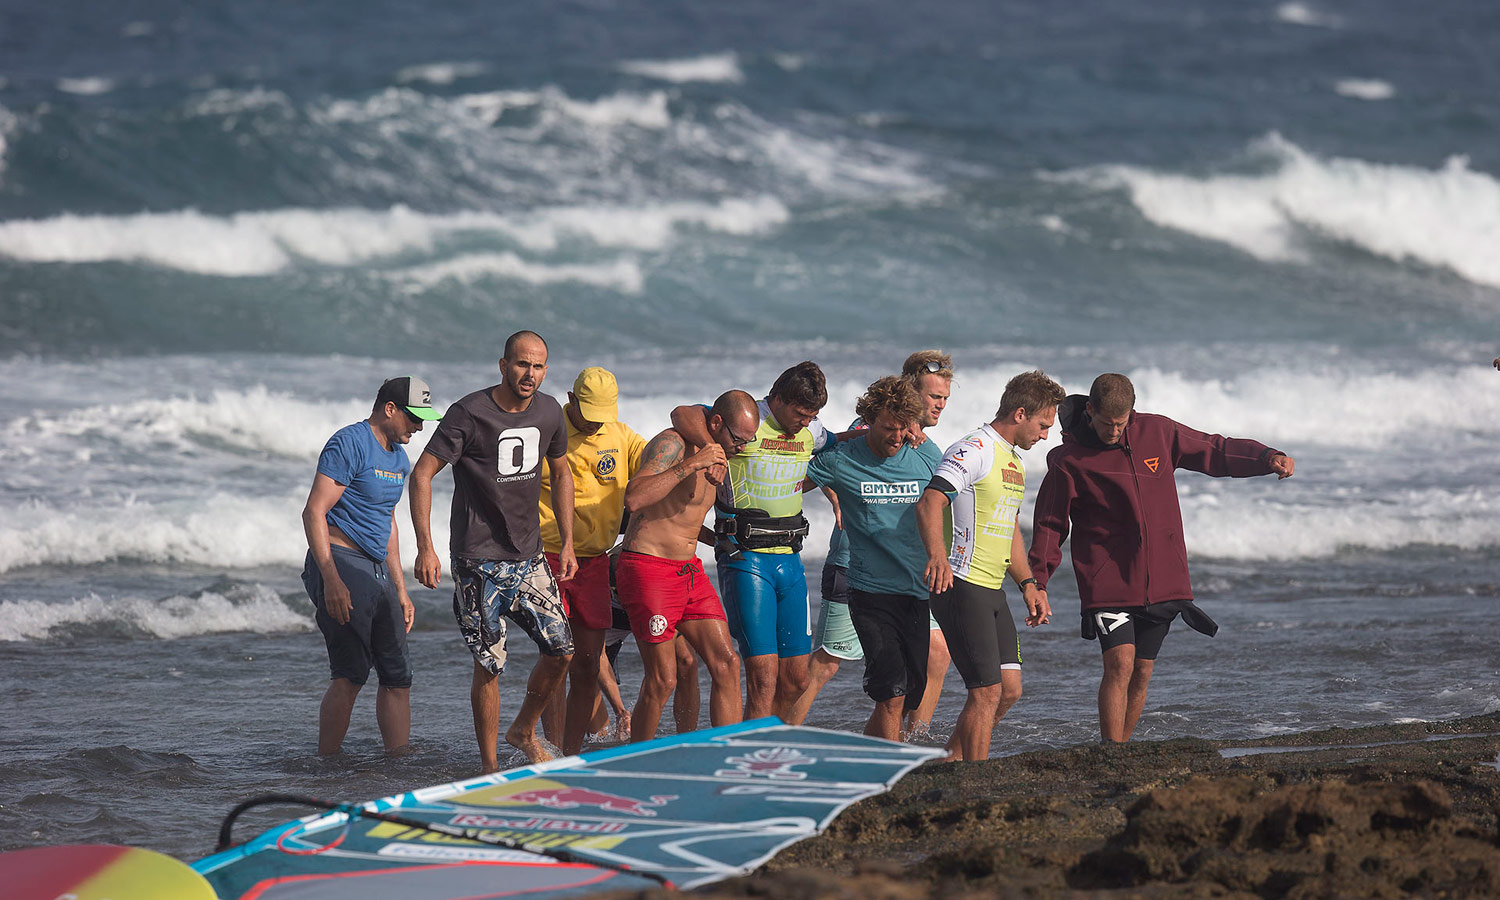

{"left": 505, "top": 786, "right": 677, "bottom": 817}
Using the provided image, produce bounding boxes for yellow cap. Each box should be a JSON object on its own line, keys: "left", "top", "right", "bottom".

{"left": 572, "top": 367, "right": 619, "bottom": 424}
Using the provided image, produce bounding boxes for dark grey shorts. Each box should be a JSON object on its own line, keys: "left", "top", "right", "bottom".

{"left": 930, "top": 578, "right": 1019, "bottom": 689}
{"left": 302, "top": 546, "right": 412, "bottom": 688}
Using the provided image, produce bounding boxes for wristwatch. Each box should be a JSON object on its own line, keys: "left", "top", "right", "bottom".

{"left": 1017, "top": 577, "right": 1039, "bottom": 592}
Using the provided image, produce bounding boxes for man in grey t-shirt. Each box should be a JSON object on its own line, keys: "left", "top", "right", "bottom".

{"left": 411, "top": 330, "right": 578, "bottom": 771}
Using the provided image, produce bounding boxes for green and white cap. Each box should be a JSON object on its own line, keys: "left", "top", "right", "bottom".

{"left": 383, "top": 375, "right": 443, "bottom": 421}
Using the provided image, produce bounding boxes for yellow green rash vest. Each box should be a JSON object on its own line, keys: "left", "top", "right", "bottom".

{"left": 930, "top": 424, "right": 1026, "bottom": 589}
{"left": 716, "top": 398, "right": 836, "bottom": 554}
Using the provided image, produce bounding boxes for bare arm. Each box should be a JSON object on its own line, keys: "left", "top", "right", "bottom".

{"left": 548, "top": 454, "right": 578, "bottom": 581}
{"left": 301, "top": 473, "right": 352, "bottom": 623}
{"left": 1007, "top": 525, "right": 1048, "bottom": 627}
{"left": 410, "top": 451, "right": 447, "bottom": 589}
{"left": 917, "top": 488, "right": 953, "bottom": 594}
{"left": 624, "top": 430, "right": 725, "bottom": 511}
{"left": 668, "top": 405, "right": 711, "bottom": 446}
{"left": 387, "top": 511, "right": 414, "bottom": 632}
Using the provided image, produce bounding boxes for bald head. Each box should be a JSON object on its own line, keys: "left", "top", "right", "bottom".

{"left": 709, "top": 389, "right": 759, "bottom": 457}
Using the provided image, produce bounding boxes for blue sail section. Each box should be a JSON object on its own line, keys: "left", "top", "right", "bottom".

{"left": 194, "top": 720, "right": 942, "bottom": 900}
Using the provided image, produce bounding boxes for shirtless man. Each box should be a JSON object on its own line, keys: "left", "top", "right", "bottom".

{"left": 618, "top": 391, "right": 759, "bottom": 742}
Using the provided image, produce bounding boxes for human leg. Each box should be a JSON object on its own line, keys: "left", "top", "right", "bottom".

{"left": 770, "top": 555, "right": 813, "bottom": 718}
{"left": 849, "top": 590, "right": 929, "bottom": 741}
{"left": 630, "top": 638, "right": 679, "bottom": 742}
{"left": 679, "top": 617, "right": 743, "bottom": 728}
{"left": 1098, "top": 643, "right": 1136, "bottom": 743}
{"left": 1123, "top": 657, "right": 1155, "bottom": 739}
{"left": 471, "top": 661, "right": 502, "bottom": 772}
{"left": 905, "top": 622, "right": 950, "bottom": 737}
{"left": 375, "top": 685, "right": 411, "bottom": 754}
{"left": 563, "top": 625, "right": 606, "bottom": 755}
{"left": 717, "top": 552, "right": 780, "bottom": 718}
{"left": 672, "top": 636, "right": 700, "bottom": 733}
{"left": 785, "top": 648, "right": 842, "bottom": 726}
{"left": 318, "top": 678, "right": 362, "bottom": 755}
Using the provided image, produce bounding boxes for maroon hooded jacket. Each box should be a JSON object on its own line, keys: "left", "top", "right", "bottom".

{"left": 1028, "top": 396, "right": 1281, "bottom": 612}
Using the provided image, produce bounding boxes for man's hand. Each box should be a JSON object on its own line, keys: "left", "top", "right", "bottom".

{"left": 400, "top": 593, "right": 415, "bottom": 633}
{"left": 686, "top": 442, "right": 726, "bottom": 474}
{"left": 1270, "top": 453, "right": 1295, "bottom": 479}
{"left": 324, "top": 572, "right": 354, "bottom": 625}
{"left": 414, "top": 546, "right": 443, "bottom": 589}
{"left": 557, "top": 544, "right": 579, "bottom": 582}
{"left": 923, "top": 555, "right": 954, "bottom": 595}
{"left": 705, "top": 462, "right": 728, "bottom": 485}
{"left": 902, "top": 423, "right": 928, "bottom": 447}
{"left": 1022, "top": 585, "right": 1050, "bottom": 627}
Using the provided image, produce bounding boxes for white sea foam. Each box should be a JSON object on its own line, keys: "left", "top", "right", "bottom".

{"left": 393, "top": 252, "right": 644, "bottom": 293}
{"left": 0, "top": 197, "right": 789, "bottom": 276}
{"left": 618, "top": 52, "right": 745, "bottom": 84}
{"left": 0, "top": 584, "right": 312, "bottom": 642}
{"left": 551, "top": 89, "right": 671, "bottom": 129}
{"left": 18, "top": 386, "right": 370, "bottom": 459}
{"left": 1064, "top": 134, "right": 1500, "bottom": 288}
{"left": 396, "top": 61, "right": 487, "bottom": 85}
{"left": 184, "top": 87, "right": 292, "bottom": 117}
{"left": 1275, "top": 2, "right": 1341, "bottom": 27}
{"left": 1334, "top": 78, "right": 1395, "bottom": 101}
{"left": 122, "top": 21, "right": 156, "bottom": 38}
{"left": 57, "top": 77, "right": 117, "bottom": 96}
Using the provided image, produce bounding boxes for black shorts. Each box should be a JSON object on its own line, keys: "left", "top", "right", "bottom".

{"left": 302, "top": 546, "right": 412, "bottom": 688}
{"left": 930, "top": 579, "right": 1018, "bottom": 689}
{"left": 848, "top": 588, "right": 929, "bottom": 708}
{"left": 1083, "top": 600, "right": 1211, "bottom": 660}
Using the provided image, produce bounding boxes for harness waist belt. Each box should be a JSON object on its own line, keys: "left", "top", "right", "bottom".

{"left": 714, "top": 508, "right": 810, "bottom": 552}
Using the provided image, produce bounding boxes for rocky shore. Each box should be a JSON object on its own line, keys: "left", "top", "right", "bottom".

{"left": 628, "top": 714, "right": 1500, "bottom": 899}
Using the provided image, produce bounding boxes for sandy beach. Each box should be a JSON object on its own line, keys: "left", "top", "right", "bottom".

{"left": 618, "top": 714, "right": 1500, "bottom": 899}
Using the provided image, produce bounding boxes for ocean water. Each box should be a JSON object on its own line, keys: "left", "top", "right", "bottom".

{"left": 3, "top": 0, "right": 1500, "bottom": 864}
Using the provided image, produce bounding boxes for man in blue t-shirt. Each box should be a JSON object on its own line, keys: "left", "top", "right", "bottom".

{"left": 301, "top": 376, "right": 441, "bottom": 756}
{"left": 803, "top": 376, "right": 938, "bottom": 740}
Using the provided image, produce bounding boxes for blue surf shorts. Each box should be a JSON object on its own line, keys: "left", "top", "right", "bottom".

{"left": 453, "top": 553, "right": 574, "bottom": 675}
{"left": 302, "top": 545, "right": 412, "bottom": 688}
{"left": 717, "top": 549, "right": 813, "bottom": 659}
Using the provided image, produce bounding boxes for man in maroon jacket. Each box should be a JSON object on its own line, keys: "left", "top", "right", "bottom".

{"left": 1028, "top": 374, "right": 1294, "bottom": 742}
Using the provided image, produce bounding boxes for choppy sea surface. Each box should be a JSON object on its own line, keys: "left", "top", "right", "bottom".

{"left": 3, "top": 0, "right": 1499, "bottom": 863}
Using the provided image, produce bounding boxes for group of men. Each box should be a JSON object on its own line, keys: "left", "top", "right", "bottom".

{"left": 299, "top": 329, "right": 1295, "bottom": 771}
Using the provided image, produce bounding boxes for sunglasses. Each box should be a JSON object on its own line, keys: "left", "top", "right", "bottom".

{"left": 724, "top": 425, "right": 754, "bottom": 449}
{"left": 921, "top": 360, "right": 943, "bottom": 374}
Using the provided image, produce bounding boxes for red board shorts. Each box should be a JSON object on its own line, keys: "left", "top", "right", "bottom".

{"left": 614, "top": 551, "right": 726, "bottom": 644}
{"left": 545, "top": 552, "right": 612, "bottom": 632}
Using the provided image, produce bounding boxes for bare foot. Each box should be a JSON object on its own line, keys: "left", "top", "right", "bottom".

{"left": 506, "top": 725, "right": 557, "bottom": 763}
{"left": 614, "top": 710, "right": 632, "bottom": 743}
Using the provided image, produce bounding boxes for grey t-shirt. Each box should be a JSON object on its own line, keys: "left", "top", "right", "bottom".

{"left": 422, "top": 386, "right": 568, "bottom": 561}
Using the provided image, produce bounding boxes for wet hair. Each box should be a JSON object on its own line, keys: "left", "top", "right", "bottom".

{"left": 997, "top": 370, "right": 1067, "bottom": 420}
{"left": 768, "top": 361, "right": 828, "bottom": 410}
{"left": 1088, "top": 373, "right": 1135, "bottom": 418}
{"left": 855, "top": 375, "right": 924, "bottom": 426}
{"left": 901, "top": 349, "right": 954, "bottom": 382}
{"left": 502, "top": 330, "right": 548, "bottom": 361}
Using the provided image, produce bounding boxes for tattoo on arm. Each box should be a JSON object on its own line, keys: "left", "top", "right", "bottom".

{"left": 640, "top": 431, "right": 686, "bottom": 475}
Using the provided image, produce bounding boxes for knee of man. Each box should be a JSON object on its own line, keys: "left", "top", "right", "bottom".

{"left": 642, "top": 668, "right": 677, "bottom": 698}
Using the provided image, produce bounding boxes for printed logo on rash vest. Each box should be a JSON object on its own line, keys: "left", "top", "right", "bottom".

{"left": 859, "top": 481, "right": 921, "bottom": 504}
{"left": 1143, "top": 457, "right": 1160, "bottom": 473}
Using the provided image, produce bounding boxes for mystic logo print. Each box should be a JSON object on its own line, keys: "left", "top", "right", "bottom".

{"left": 1095, "top": 611, "right": 1131, "bottom": 634}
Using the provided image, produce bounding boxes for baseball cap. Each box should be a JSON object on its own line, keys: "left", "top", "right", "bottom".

{"left": 382, "top": 375, "right": 443, "bottom": 421}
{"left": 572, "top": 367, "right": 619, "bottom": 423}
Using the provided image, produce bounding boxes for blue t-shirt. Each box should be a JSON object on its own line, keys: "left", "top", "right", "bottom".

{"left": 824, "top": 416, "right": 867, "bottom": 569}
{"left": 806, "top": 436, "right": 939, "bottom": 597}
{"left": 317, "top": 421, "right": 411, "bottom": 562}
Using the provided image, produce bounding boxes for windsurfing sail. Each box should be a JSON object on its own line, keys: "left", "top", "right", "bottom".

{"left": 193, "top": 719, "right": 942, "bottom": 900}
